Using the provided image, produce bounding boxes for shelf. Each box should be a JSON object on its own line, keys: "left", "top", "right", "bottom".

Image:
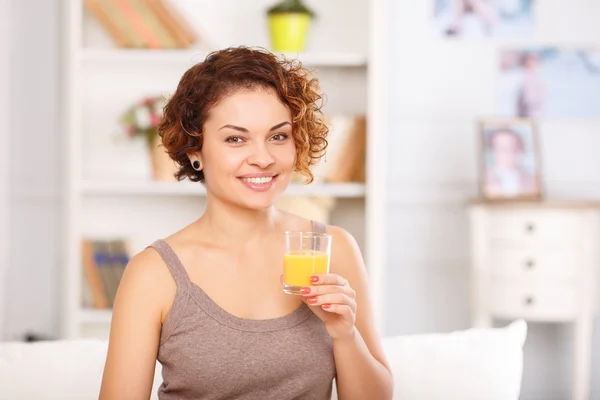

{"left": 80, "top": 48, "right": 368, "bottom": 67}
{"left": 80, "top": 180, "right": 366, "bottom": 198}
{"left": 65, "top": 0, "right": 379, "bottom": 341}
{"left": 79, "top": 309, "right": 112, "bottom": 324}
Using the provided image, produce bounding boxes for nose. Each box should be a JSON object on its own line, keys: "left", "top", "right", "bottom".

{"left": 247, "top": 142, "right": 275, "bottom": 169}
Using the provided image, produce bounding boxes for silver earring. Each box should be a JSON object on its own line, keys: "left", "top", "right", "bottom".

{"left": 192, "top": 160, "right": 202, "bottom": 170}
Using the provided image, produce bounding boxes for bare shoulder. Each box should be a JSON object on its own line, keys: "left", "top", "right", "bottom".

{"left": 122, "top": 246, "right": 173, "bottom": 288}
{"left": 325, "top": 225, "right": 366, "bottom": 277}
{"left": 115, "top": 245, "right": 176, "bottom": 321}
{"left": 277, "top": 209, "right": 314, "bottom": 231}
{"left": 326, "top": 225, "right": 361, "bottom": 252}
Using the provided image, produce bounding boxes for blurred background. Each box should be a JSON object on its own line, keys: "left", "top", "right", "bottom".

{"left": 2, "top": 0, "right": 600, "bottom": 399}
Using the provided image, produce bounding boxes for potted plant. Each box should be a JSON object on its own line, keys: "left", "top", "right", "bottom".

{"left": 267, "top": 0, "right": 316, "bottom": 52}
{"left": 120, "top": 95, "right": 178, "bottom": 181}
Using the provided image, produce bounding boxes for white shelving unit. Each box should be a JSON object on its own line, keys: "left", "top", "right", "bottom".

{"left": 62, "top": 0, "right": 388, "bottom": 339}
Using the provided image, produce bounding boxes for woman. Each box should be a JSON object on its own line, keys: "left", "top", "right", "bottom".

{"left": 98, "top": 46, "right": 393, "bottom": 400}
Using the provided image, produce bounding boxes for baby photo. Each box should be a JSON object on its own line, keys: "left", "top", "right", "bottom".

{"left": 480, "top": 118, "right": 542, "bottom": 200}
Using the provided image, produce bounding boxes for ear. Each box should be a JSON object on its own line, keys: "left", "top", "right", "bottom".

{"left": 187, "top": 152, "right": 203, "bottom": 165}
{"left": 187, "top": 152, "right": 203, "bottom": 171}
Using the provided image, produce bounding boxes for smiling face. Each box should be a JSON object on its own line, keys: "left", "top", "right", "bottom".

{"left": 192, "top": 87, "right": 296, "bottom": 210}
{"left": 491, "top": 130, "right": 523, "bottom": 169}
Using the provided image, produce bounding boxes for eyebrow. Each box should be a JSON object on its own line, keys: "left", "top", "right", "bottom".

{"left": 218, "top": 121, "right": 291, "bottom": 133}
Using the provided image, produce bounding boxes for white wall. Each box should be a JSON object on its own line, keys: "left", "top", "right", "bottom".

{"left": 0, "top": 0, "right": 10, "bottom": 340}
{"left": 385, "top": 1, "right": 600, "bottom": 399}
{"left": 4, "top": 0, "right": 62, "bottom": 340}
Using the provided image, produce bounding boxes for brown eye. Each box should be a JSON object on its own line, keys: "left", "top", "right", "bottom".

{"left": 225, "top": 136, "right": 244, "bottom": 143}
{"left": 271, "top": 133, "right": 289, "bottom": 141}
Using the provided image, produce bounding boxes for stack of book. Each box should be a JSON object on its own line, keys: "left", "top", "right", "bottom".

{"left": 81, "top": 238, "right": 131, "bottom": 309}
{"left": 85, "top": 0, "right": 201, "bottom": 49}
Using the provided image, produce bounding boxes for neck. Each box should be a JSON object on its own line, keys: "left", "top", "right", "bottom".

{"left": 198, "top": 195, "right": 280, "bottom": 246}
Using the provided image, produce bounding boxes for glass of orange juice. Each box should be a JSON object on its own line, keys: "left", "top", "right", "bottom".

{"left": 282, "top": 231, "right": 332, "bottom": 295}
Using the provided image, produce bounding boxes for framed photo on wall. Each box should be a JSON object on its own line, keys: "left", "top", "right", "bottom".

{"left": 434, "top": 0, "right": 535, "bottom": 39}
{"left": 479, "top": 118, "right": 543, "bottom": 201}
{"left": 497, "top": 47, "right": 600, "bottom": 119}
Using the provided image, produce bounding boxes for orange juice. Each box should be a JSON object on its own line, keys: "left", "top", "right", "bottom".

{"left": 283, "top": 250, "right": 330, "bottom": 287}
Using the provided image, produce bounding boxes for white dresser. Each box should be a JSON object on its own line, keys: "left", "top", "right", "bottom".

{"left": 468, "top": 201, "right": 600, "bottom": 400}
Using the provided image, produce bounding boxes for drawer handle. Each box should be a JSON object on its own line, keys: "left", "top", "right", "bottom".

{"left": 524, "top": 223, "right": 536, "bottom": 234}
{"left": 524, "top": 296, "right": 535, "bottom": 306}
{"left": 525, "top": 259, "right": 535, "bottom": 269}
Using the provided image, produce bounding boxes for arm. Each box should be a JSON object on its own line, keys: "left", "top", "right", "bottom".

{"left": 98, "top": 248, "right": 174, "bottom": 400}
{"left": 331, "top": 226, "right": 393, "bottom": 400}
{"left": 305, "top": 226, "right": 393, "bottom": 400}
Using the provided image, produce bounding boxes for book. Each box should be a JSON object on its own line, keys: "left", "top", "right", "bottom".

{"left": 81, "top": 239, "right": 110, "bottom": 309}
{"left": 129, "top": 0, "right": 179, "bottom": 49}
{"left": 81, "top": 237, "right": 131, "bottom": 308}
{"left": 85, "top": 0, "right": 132, "bottom": 48}
{"left": 312, "top": 114, "right": 367, "bottom": 183}
{"left": 146, "top": 0, "right": 197, "bottom": 48}
{"left": 86, "top": 0, "right": 205, "bottom": 49}
{"left": 112, "top": 0, "right": 163, "bottom": 49}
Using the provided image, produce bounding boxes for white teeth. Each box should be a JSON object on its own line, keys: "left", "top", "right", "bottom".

{"left": 242, "top": 176, "right": 273, "bottom": 184}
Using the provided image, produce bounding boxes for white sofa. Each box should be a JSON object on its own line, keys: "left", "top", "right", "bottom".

{"left": 0, "top": 320, "right": 527, "bottom": 400}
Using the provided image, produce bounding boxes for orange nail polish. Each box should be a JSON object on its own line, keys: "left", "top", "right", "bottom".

{"left": 310, "top": 276, "right": 319, "bottom": 283}
{"left": 300, "top": 287, "right": 310, "bottom": 295}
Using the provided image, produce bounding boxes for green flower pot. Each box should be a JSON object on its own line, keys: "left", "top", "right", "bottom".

{"left": 268, "top": 12, "right": 311, "bottom": 52}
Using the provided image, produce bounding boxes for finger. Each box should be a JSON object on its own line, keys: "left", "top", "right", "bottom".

{"left": 307, "top": 293, "right": 356, "bottom": 312}
{"left": 320, "top": 304, "right": 355, "bottom": 318}
{"left": 300, "top": 284, "right": 355, "bottom": 299}
{"left": 310, "top": 274, "right": 348, "bottom": 287}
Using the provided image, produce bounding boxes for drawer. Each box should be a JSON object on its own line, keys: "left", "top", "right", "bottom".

{"left": 487, "top": 210, "right": 583, "bottom": 243}
{"left": 490, "top": 281, "right": 578, "bottom": 321}
{"left": 489, "top": 246, "right": 579, "bottom": 281}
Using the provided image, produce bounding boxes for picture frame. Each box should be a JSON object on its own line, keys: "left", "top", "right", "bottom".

{"left": 497, "top": 47, "right": 600, "bottom": 119}
{"left": 434, "top": 0, "right": 535, "bottom": 39}
{"left": 478, "top": 117, "right": 543, "bottom": 202}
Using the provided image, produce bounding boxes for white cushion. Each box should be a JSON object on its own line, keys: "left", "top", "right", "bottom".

{"left": 0, "top": 320, "right": 526, "bottom": 400}
{"left": 381, "top": 319, "right": 528, "bottom": 400}
{"left": 0, "top": 339, "right": 162, "bottom": 400}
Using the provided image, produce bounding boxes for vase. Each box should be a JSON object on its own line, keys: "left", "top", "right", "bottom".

{"left": 268, "top": 12, "right": 311, "bottom": 52}
{"left": 149, "top": 134, "right": 178, "bottom": 181}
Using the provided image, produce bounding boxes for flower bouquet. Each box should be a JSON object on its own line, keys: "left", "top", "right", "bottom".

{"left": 120, "top": 95, "right": 178, "bottom": 181}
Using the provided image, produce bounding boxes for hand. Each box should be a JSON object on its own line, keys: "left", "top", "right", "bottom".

{"left": 299, "top": 274, "right": 357, "bottom": 340}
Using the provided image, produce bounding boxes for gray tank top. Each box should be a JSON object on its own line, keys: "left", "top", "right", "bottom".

{"left": 149, "top": 220, "right": 336, "bottom": 400}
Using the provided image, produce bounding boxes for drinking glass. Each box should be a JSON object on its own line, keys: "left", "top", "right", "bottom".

{"left": 282, "top": 231, "right": 332, "bottom": 295}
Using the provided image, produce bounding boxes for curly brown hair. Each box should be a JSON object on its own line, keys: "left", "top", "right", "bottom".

{"left": 158, "top": 46, "right": 329, "bottom": 184}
